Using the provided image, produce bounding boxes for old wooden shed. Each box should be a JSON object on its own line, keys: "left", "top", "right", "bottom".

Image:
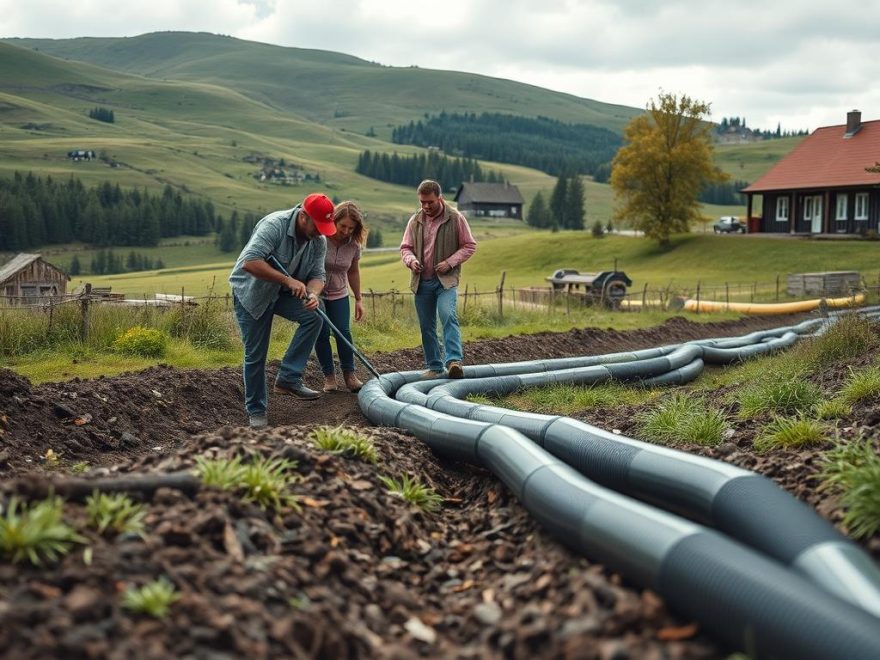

{"left": 0, "top": 253, "right": 70, "bottom": 303}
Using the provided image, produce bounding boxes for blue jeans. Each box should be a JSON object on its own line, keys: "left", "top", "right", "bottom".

{"left": 233, "top": 294, "right": 322, "bottom": 416}
{"left": 314, "top": 296, "right": 356, "bottom": 375}
{"left": 414, "top": 277, "right": 462, "bottom": 371}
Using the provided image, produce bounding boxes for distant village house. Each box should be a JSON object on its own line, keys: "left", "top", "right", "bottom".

{"left": 0, "top": 254, "right": 70, "bottom": 304}
{"left": 742, "top": 110, "right": 880, "bottom": 235}
{"left": 67, "top": 149, "right": 96, "bottom": 161}
{"left": 454, "top": 181, "right": 524, "bottom": 220}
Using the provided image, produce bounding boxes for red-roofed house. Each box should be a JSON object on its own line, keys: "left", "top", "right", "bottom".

{"left": 742, "top": 110, "right": 880, "bottom": 235}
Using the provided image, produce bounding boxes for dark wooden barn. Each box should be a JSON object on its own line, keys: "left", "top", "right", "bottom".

{"left": 453, "top": 182, "right": 524, "bottom": 219}
{"left": 0, "top": 253, "right": 70, "bottom": 304}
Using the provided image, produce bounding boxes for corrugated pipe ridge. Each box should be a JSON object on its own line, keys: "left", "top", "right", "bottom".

{"left": 357, "top": 312, "right": 880, "bottom": 658}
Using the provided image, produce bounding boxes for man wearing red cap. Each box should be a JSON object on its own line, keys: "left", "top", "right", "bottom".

{"left": 229, "top": 193, "right": 337, "bottom": 428}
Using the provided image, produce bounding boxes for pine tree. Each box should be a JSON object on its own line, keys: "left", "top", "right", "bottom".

{"left": 69, "top": 254, "right": 81, "bottom": 276}
{"left": 526, "top": 191, "right": 550, "bottom": 228}
{"left": 565, "top": 175, "right": 586, "bottom": 230}
{"left": 549, "top": 176, "right": 568, "bottom": 229}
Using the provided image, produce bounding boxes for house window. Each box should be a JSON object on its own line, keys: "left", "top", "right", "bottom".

{"left": 855, "top": 193, "right": 868, "bottom": 220}
{"left": 836, "top": 194, "right": 848, "bottom": 220}
{"left": 803, "top": 197, "right": 814, "bottom": 221}
{"left": 775, "top": 197, "right": 789, "bottom": 222}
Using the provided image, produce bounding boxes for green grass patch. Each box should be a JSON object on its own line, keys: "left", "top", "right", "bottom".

{"left": 819, "top": 436, "right": 880, "bottom": 539}
{"left": 813, "top": 399, "right": 851, "bottom": 420}
{"left": 194, "top": 453, "right": 300, "bottom": 512}
{"left": 734, "top": 375, "right": 822, "bottom": 419}
{"left": 635, "top": 392, "right": 728, "bottom": 447}
{"left": 497, "top": 382, "right": 656, "bottom": 416}
{"left": 753, "top": 416, "right": 827, "bottom": 453}
{"left": 838, "top": 366, "right": 880, "bottom": 406}
{"left": 379, "top": 474, "right": 443, "bottom": 513}
{"left": 310, "top": 426, "right": 378, "bottom": 464}
{"left": 794, "top": 315, "right": 880, "bottom": 368}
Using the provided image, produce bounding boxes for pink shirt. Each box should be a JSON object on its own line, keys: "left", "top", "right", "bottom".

{"left": 323, "top": 237, "right": 361, "bottom": 301}
{"left": 400, "top": 203, "right": 476, "bottom": 280}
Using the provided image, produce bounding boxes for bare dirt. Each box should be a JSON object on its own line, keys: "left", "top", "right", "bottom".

{"left": 1, "top": 312, "right": 878, "bottom": 659}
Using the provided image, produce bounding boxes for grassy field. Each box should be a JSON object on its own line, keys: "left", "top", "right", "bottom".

{"left": 72, "top": 231, "right": 880, "bottom": 301}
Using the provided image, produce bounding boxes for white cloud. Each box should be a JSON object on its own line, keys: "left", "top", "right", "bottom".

{"left": 2, "top": 0, "right": 879, "bottom": 130}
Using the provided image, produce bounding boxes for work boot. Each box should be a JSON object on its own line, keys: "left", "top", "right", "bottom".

{"left": 446, "top": 361, "right": 464, "bottom": 379}
{"left": 418, "top": 369, "right": 444, "bottom": 380}
{"left": 273, "top": 382, "right": 322, "bottom": 400}
{"left": 343, "top": 372, "right": 363, "bottom": 393}
{"left": 323, "top": 375, "right": 339, "bottom": 392}
{"left": 249, "top": 413, "right": 268, "bottom": 428}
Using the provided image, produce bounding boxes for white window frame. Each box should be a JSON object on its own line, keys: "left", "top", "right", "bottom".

{"left": 855, "top": 193, "right": 869, "bottom": 221}
{"left": 836, "top": 194, "right": 848, "bottom": 220}
{"left": 803, "top": 196, "right": 814, "bottom": 221}
{"left": 775, "top": 197, "right": 789, "bottom": 222}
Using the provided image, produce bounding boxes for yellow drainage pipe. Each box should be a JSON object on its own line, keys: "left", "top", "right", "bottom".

{"left": 681, "top": 293, "right": 865, "bottom": 315}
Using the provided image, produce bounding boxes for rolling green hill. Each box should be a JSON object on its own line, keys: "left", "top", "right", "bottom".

{"left": 4, "top": 32, "right": 644, "bottom": 137}
{"left": 0, "top": 32, "right": 797, "bottom": 240}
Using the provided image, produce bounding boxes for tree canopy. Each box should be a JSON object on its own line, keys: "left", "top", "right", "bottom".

{"left": 611, "top": 93, "right": 727, "bottom": 247}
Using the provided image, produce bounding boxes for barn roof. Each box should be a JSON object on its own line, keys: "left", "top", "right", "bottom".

{"left": 454, "top": 182, "right": 524, "bottom": 204}
{"left": 0, "top": 253, "right": 69, "bottom": 285}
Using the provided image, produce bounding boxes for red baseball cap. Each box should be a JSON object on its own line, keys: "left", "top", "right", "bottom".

{"left": 302, "top": 193, "right": 336, "bottom": 236}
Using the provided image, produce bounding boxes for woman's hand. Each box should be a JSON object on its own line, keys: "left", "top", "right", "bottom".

{"left": 354, "top": 299, "right": 365, "bottom": 321}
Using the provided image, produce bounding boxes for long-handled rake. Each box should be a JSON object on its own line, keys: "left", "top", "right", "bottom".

{"left": 267, "top": 254, "right": 381, "bottom": 379}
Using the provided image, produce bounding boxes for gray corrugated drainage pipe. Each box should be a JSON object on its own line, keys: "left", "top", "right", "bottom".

{"left": 357, "top": 314, "right": 880, "bottom": 655}
{"left": 359, "top": 373, "right": 880, "bottom": 657}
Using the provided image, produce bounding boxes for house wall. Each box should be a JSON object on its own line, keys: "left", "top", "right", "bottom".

{"left": 458, "top": 202, "right": 522, "bottom": 219}
{"left": 758, "top": 188, "right": 879, "bottom": 235}
{"left": 1, "top": 259, "right": 68, "bottom": 302}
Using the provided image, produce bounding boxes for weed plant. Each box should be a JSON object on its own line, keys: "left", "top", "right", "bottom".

{"left": 379, "top": 474, "right": 443, "bottom": 512}
{"left": 636, "top": 392, "right": 727, "bottom": 447}
{"left": 121, "top": 577, "right": 180, "bottom": 618}
{"left": 753, "top": 415, "right": 827, "bottom": 453}
{"left": 0, "top": 496, "right": 86, "bottom": 565}
{"left": 194, "top": 453, "right": 299, "bottom": 511}
{"left": 310, "top": 426, "right": 378, "bottom": 464}
{"left": 85, "top": 491, "right": 147, "bottom": 537}
{"left": 819, "top": 436, "right": 880, "bottom": 539}
{"left": 162, "top": 293, "right": 234, "bottom": 350}
{"left": 194, "top": 454, "right": 244, "bottom": 490}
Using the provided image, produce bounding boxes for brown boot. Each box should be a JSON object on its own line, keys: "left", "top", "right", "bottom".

{"left": 323, "top": 375, "right": 339, "bottom": 392}
{"left": 446, "top": 361, "right": 464, "bottom": 379}
{"left": 343, "top": 372, "right": 363, "bottom": 393}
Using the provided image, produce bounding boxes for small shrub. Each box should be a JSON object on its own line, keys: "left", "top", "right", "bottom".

{"left": 0, "top": 496, "right": 86, "bottom": 565}
{"left": 121, "top": 577, "right": 180, "bottom": 618}
{"left": 753, "top": 415, "right": 827, "bottom": 452}
{"left": 310, "top": 425, "right": 378, "bottom": 463}
{"left": 379, "top": 474, "right": 443, "bottom": 512}
{"left": 85, "top": 491, "right": 147, "bottom": 537}
{"left": 591, "top": 220, "right": 605, "bottom": 238}
{"left": 112, "top": 326, "right": 168, "bottom": 358}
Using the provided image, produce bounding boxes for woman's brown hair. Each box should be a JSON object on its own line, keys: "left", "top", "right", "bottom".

{"left": 333, "top": 201, "right": 368, "bottom": 246}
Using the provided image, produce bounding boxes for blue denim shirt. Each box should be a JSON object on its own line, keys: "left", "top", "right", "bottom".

{"left": 229, "top": 206, "right": 327, "bottom": 319}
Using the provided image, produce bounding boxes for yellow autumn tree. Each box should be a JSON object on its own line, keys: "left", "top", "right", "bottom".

{"left": 611, "top": 92, "right": 727, "bottom": 247}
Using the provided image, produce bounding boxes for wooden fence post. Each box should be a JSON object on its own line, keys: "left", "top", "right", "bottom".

{"left": 725, "top": 283, "right": 730, "bottom": 310}
{"left": 463, "top": 284, "right": 469, "bottom": 316}
{"left": 497, "top": 271, "right": 506, "bottom": 319}
{"left": 695, "top": 281, "right": 701, "bottom": 314}
{"left": 775, "top": 274, "right": 780, "bottom": 301}
{"left": 642, "top": 283, "right": 648, "bottom": 312}
{"left": 80, "top": 283, "right": 92, "bottom": 342}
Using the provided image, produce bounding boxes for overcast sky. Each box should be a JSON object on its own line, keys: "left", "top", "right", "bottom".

{"left": 3, "top": 0, "right": 879, "bottom": 132}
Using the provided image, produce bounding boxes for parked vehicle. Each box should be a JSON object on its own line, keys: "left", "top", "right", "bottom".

{"left": 713, "top": 216, "right": 747, "bottom": 233}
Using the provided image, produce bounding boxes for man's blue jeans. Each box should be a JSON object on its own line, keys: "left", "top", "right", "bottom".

{"left": 233, "top": 294, "right": 322, "bottom": 416}
{"left": 414, "top": 277, "right": 462, "bottom": 372}
{"left": 314, "top": 296, "right": 356, "bottom": 375}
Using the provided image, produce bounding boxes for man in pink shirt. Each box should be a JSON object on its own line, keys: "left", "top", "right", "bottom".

{"left": 400, "top": 179, "right": 477, "bottom": 379}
